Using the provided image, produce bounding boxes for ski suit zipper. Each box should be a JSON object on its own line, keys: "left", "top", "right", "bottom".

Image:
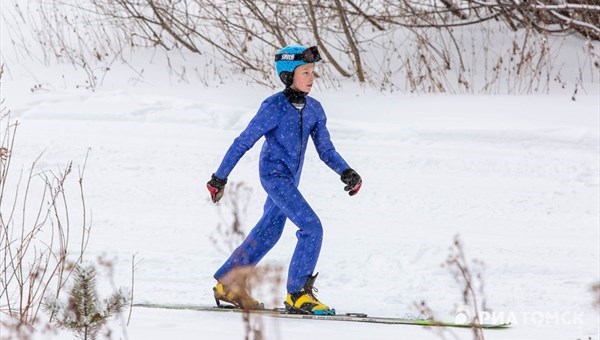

{"left": 296, "top": 107, "right": 304, "bottom": 172}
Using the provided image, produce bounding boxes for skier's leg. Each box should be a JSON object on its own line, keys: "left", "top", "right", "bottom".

{"left": 260, "top": 175, "right": 323, "bottom": 293}
{"left": 213, "top": 197, "right": 286, "bottom": 281}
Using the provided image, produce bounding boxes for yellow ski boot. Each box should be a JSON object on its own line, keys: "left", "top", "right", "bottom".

{"left": 284, "top": 273, "right": 335, "bottom": 315}
{"left": 213, "top": 282, "right": 263, "bottom": 310}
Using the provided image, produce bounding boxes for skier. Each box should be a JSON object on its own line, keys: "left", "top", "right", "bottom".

{"left": 207, "top": 45, "right": 362, "bottom": 315}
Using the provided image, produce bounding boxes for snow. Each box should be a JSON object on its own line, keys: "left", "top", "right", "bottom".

{"left": 1, "top": 12, "right": 599, "bottom": 340}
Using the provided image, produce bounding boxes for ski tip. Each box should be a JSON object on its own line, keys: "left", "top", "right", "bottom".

{"left": 483, "top": 322, "right": 512, "bottom": 329}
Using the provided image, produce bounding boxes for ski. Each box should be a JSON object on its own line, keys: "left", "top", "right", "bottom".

{"left": 133, "top": 303, "right": 511, "bottom": 329}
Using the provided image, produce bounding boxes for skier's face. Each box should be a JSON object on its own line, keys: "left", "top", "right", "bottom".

{"left": 291, "top": 63, "right": 315, "bottom": 93}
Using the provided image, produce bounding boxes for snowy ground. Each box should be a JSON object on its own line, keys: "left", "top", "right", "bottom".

{"left": 2, "top": 68, "right": 598, "bottom": 339}
{"left": 1, "top": 7, "right": 599, "bottom": 336}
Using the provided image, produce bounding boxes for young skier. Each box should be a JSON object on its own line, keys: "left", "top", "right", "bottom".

{"left": 207, "top": 45, "right": 362, "bottom": 315}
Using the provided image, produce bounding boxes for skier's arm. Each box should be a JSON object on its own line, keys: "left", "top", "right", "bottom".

{"left": 311, "top": 108, "right": 362, "bottom": 196}
{"left": 214, "top": 102, "right": 279, "bottom": 180}
{"left": 310, "top": 110, "right": 350, "bottom": 175}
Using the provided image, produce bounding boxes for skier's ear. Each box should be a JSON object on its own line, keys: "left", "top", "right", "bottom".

{"left": 279, "top": 71, "right": 293, "bottom": 87}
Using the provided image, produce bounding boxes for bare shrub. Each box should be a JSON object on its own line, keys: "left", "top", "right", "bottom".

{"left": 0, "top": 66, "right": 92, "bottom": 337}
{"left": 210, "top": 182, "right": 284, "bottom": 340}
{"left": 592, "top": 282, "right": 600, "bottom": 309}
{"left": 242, "top": 265, "right": 284, "bottom": 340}
{"left": 415, "top": 235, "right": 490, "bottom": 340}
{"left": 444, "top": 234, "right": 488, "bottom": 339}
{"left": 209, "top": 182, "right": 254, "bottom": 254}
{"left": 2, "top": 0, "right": 597, "bottom": 93}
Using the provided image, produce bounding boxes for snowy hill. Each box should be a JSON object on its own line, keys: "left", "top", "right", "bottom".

{"left": 2, "top": 77, "right": 598, "bottom": 339}
{"left": 1, "top": 3, "right": 599, "bottom": 339}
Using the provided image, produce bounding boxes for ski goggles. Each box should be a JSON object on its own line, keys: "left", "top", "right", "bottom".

{"left": 275, "top": 46, "right": 322, "bottom": 63}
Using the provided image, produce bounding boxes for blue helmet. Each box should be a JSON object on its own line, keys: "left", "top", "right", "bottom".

{"left": 275, "top": 45, "right": 322, "bottom": 86}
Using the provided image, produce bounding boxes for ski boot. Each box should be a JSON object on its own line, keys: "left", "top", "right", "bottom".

{"left": 284, "top": 273, "right": 335, "bottom": 315}
{"left": 213, "top": 281, "right": 264, "bottom": 310}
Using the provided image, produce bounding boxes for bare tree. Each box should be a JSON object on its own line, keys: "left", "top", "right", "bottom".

{"left": 2, "top": 0, "right": 598, "bottom": 93}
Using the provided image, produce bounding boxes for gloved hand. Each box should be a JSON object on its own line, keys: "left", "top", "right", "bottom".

{"left": 207, "top": 174, "right": 227, "bottom": 203}
{"left": 341, "top": 169, "right": 362, "bottom": 196}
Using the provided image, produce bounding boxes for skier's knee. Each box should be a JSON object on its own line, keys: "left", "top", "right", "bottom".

{"left": 299, "top": 215, "right": 323, "bottom": 240}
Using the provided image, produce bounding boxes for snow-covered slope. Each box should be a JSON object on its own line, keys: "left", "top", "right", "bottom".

{"left": 1, "top": 4, "right": 599, "bottom": 337}
{"left": 2, "top": 75, "right": 598, "bottom": 339}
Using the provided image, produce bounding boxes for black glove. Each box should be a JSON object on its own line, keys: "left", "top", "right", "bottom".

{"left": 207, "top": 174, "right": 227, "bottom": 203}
{"left": 341, "top": 168, "right": 362, "bottom": 196}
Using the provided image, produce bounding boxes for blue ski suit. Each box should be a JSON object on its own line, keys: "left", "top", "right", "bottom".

{"left": 213, "top": 90, "right": 350, "bottom": 293}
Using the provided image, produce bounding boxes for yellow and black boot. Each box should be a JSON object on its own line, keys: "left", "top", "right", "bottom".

{"left": 284, "top": 273, "right": 335, "bottom": 315}
{"left": 213, "top": 282, "right": 264, "bottom": 310}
